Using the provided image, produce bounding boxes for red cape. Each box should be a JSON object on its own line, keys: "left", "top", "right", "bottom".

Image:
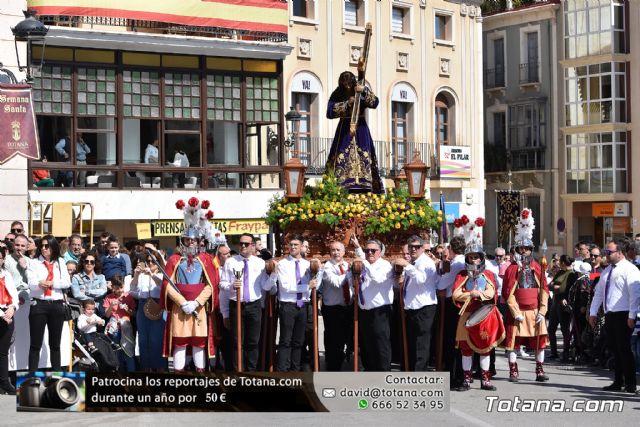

{"left": 501, "top": 260, "right": 549, "bottom": 302}
{"left": 452, "top": 269, "right": 499, "bottom": 309}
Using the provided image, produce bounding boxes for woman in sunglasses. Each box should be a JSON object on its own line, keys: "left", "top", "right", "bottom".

{"left": 26, "top": 235, "right": 71, "bottom": 370}
{"left": 71, "top": 252, "right": 108, "bottom": 315}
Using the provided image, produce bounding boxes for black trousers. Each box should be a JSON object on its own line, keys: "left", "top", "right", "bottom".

{"left": 604, "top": 311, "right": 636, "bottom": 388}
{"left": 277, "top": 302, "right": 308, "bottom": 371}
{"left": 301, "top": 299, "right": 316, "bottom": 370}
{"left": 406, "top": 305, "right": 437, "bottom": 371}
{"left": 229, "top": 299, "right": 262, "bottom": 372}
{"left": 28, "top": 299, "right": 66, "bottom": 370}
{"left": 548, "top": 300, "right": 572, "bottom": 357}
{"left": 0, "top": 319, "right": 14, "bottom": 387}
{"left": 322, "top": 304, "right": 351, "bottom": 371}
{"left": 215, "top": 312, "right": 234, "bottom": 372}
{"left": 443, "top": 297, "right": 463, "bottom": 385}
{"left": 359, "top": 305, "right": 392, "bottom": 371}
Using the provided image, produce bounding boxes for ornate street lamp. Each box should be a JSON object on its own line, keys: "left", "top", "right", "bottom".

{"left": 403, "top": 151, "right": 429, "bottom": 199}
{"left": 11, "top": 10, "right": 48, "bottom": 83}
{"left": 393, "top": 169, "right": 407, "bottom": 190}
{"left": 282, "top": 106, "right": 306, "bottom": 200}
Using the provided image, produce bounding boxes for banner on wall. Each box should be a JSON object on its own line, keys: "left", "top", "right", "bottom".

{"left": 28, "top": 0, "right": 288, "bottom": 33}
{"left": 0, "top": 84, "right": 40, "bottom": 164}
{"left": 439, "top": 145, "right": 471, "bottom": 179}
{"left": 152, "top": 219, "right": 269, "bottom": 237}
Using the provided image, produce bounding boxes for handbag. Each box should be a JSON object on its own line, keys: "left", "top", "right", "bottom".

{"left": 62, "top": 294, "right": 74, "bottom": 321}
{"left": 143, "top": 297, "right": 162, "bottom": 321}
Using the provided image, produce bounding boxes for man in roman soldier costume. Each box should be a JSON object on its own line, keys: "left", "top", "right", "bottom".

{"left": 502, "top": 208, "right": 550, "bottom": 382}
{"left": 451, "top": 217, "right": 504, "bottom": 391}
{"left": 161, "top": 197, "right": 222, "bottom": 372}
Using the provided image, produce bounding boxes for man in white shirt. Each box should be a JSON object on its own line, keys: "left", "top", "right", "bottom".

{"left": 393, "top": 236, "right": 438, "bottom": 371}
{"left": 276, "top": 234, "right": 315, "bottom": 371}
{"left": 220, "top": 234, "right": 276, "bottom": 371}
{"left": 589, "top": 237, "right": 640, "bottom": 394}
{"left": 320, "top": 241, "right": 352, "bottom": 371}
{"left": 435, "top": 236, "right": 466, "bottom": 387}
{"left": 351, "top": 236, "right": 394, "bottom": 371}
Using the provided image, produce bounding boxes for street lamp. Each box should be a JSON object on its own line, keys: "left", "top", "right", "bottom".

{"left": 282, "top": 106, "right": 306, "bottom": 200}
{"left": 393, "top": 169, "right": 407, "bottom": 190}
{"left": 403, "top": 151, "right": 429, "bottom": 199}
{"left": 11, "top": 10, "right": 48, "bottom": 84}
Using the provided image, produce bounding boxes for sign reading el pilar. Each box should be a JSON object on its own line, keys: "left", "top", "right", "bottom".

{"left": 0, "top": 84, "right": 40, "bottom": 164}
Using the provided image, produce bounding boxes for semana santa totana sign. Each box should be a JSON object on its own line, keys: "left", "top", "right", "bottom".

{"left": 0, "top": 84, "right": 40, "bottom": 164}
{"left": 28, "top": 0, "right": 288, "bottom": 33}
{"left": 153, "top": 219, "right": 269, "bottom": 237}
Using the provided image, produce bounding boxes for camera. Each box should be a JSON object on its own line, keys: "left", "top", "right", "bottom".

{"left": 19, "top": 376, "right": 80, "bottom": 409}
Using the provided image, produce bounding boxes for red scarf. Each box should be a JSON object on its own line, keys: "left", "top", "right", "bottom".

{"left": 0, "top": 277, "right": 12, "bottom": 306}
{"left": 43, "top": 260, "right": 54, "bottom": 297}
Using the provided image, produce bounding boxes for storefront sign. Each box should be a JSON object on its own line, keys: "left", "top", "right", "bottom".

{"left": 592, "top": 202, "right": 629, "bottom": 217}
{"left": 0, "top": 84, "right": 40, "bottom": 164}
{"left": 152, "top": 219, "right": 269, "bottom": 237}
{"left": 439, "top": 146, "right": 471, "bottom": 179}
{"left": 29, "top": 0, "right": 288, "bottom": 32}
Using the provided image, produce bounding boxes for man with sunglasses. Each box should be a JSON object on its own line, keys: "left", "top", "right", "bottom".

{"left": 393, "top": 236, "right": 438, "bottom": 371}
{"left": 220, "top": 234, "right": 276, "bottom": 371}
{"left": 276, "top": 235, "right": 314, "bottom": 371}
{"left": 589, "top": 247, "right": 604, "bottom": 276}
{"left": 9, "top": 221, "right": 25, "bottom": 235}
{"left": 589, "top": 237, "right": 640, "bottom": 394}
{"left": 350, "top": 236, "right": 395, "bottom": 371}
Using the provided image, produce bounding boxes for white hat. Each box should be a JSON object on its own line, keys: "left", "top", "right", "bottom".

{"left": 573, "top": 261, "right": 592, "bottom": 275}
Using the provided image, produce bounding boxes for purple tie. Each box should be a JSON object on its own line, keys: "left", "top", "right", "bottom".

{"left": 295, "top": 260, "right": 303, "bottom": 308}
{"left": 604, "top": 264, "right": 616, "bottom": 312}
{"left": 243, "top": 258, "right": 250, "bottom": 303}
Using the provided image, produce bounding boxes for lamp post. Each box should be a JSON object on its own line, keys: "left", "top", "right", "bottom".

{"left": 403, "top": 151, "right": 429, "bottom": 199}
{"left": 393, "top": 169, "right": 407, "bottom": 190}
{"left": 11, "top": 10, "right": 48, "bottom": 84}
{"left": 282, "top": 106, "right": 306, "bottom": 200}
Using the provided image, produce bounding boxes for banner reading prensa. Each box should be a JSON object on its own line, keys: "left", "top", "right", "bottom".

{"left": 0, "top": 84, "right": 40, "bottom": 164}
{"left": 28, "top": 0, "right": 288, "bottom": 33}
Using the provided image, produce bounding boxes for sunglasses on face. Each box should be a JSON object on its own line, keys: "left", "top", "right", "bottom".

{"left": 239, "top": 242, "right": 252, "bottom": 248}
{"left": 603, "top": 249, "right": 618, "bottom": 256}
{"left": 40, "top": 243, "right": 50, "bottom": 249}
{"left": 11, "top": 228, "right": 23, "bottom": 233}
{"left": 364, "top": 248, "right": 379, "bottom": 254}
{"left": 5, "top": 238, "right": 14, "bottom": 243}
{"left": 85, "top": 259, "right": 96, "bottom": 265}
{"left": 590, "top": 254, "right": 601, "bottom": 259}
{"left": 409, "top": 244, "right": 422, "bottom": 250}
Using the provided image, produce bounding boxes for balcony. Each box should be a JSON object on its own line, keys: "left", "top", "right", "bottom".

{"left": 296, "top": 137, "right": 437, "bottom": 178}
{"left": 519, "top": 62, "right": 540, "bottom": 85}
{"left": 510, "top": 146, "right": 546, "bottom": 170}
{"left": 485, "top": 67, "right": 505, "bottom": 90}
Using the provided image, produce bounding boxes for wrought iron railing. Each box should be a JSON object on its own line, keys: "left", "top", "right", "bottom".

{"left": 519, "top": 61, "right": 540, "bottom": 84}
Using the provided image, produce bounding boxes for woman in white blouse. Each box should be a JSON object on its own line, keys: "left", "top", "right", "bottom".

{"left": 130, "top": 253, "right": 166, "bottom": 371}
{"left": 26, "top": 235, "right": 71, "bottom": 370}
{"left": 0, "top": 246, "right": 19, "bottom": 394}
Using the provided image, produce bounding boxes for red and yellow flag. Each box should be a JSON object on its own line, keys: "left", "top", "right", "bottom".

{"left": 28, "top": 0, "right": 288, "bottom": 33}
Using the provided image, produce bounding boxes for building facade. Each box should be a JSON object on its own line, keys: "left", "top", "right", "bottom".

{"left": 482, "top": 0, "right": 561, "bottom": 253}
{"left": 283, "top": 0, "right": 486, "bottom": 226}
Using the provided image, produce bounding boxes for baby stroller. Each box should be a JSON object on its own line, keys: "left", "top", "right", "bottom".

{"left": 67, "top": 298, "right": 121, "bottom": 372}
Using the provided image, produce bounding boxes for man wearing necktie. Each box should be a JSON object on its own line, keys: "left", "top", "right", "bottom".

{"left": 320, "top": 241, "right": 352, "bottom": 371}
{"left": 393, "top": 236, "right": 439, "bottom": 371}
{"left": 276, "top": 235, "right": 315, "bottom": 371}
{"left": 589, "top": 237, "right": 640, "bottom": 394}
{"left": 220, "top": 234, "right": 277, "bottom": 372}
{"left": 351, "top": 236, "right": 395, "bottom": 371}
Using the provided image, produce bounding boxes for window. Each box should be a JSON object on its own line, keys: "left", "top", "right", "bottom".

{"left": 508, "top": 103, "right": 546, "bottom": 170}
{"left": 484, "top": 111, "right": 508, "bottom": 173}
{"left": 292, "top": 93, "right": 314, "bottom": 166}
{"left": 392, "top": 101, "right": 410, "bottom": 170}
{"left": 564, "top": 0, "right": 626, "bottom": 59}
{"left": 520, "top": 32, "right": 539, "bottom": 84}
{"left": 565, "top": 62, "right": 626, "bottom": 126}
{"left": 435, "top": 94, "right": 450, "bottom": 146}
{"left": 391, "top": 4, "right": 411, "bottom": 35}
{"left": 344, "top": 0, "right": 365, "bottom": 27}
{"left": 434, "top": 12, "right": 452, "bottom": 42}
{"left": 566, "top": 131, "right": 627, "bottom": 193}
{"left": 292, "top": 0, "right": 315, "bottom": 21}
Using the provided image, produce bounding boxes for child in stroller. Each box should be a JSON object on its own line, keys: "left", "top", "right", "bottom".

{"left": 67, "top": 297, "right": 120, "bottom": 372}
{"left": 76, "top": 299, "right": 105, "bottom": 352}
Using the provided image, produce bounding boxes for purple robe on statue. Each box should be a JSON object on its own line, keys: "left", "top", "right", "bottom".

{"left": 325, "top": 86, "right": 383, "bottom": 193}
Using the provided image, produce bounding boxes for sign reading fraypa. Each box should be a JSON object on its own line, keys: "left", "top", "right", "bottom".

{"left": 0, "top": 84, "right": 40, "bottom": 164}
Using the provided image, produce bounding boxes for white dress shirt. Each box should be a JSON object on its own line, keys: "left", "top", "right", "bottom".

{"left": 219, "top": 287, "right": 231, "bottom": 319}
{"left": 220, "top": 255, "right": 276, "bottom": 302}
{"left": 590, "top": 258, "right": 640, "bottom": 320}
{"left": 351, "top": 248, "right": 394, "bottom": 310}
{"left": 27, "top": 256, "right": 71, "bottom": 301}
{"left": 277, "top": 256, "right": 312, "bottom": 303}
{"left": 436, "top": 254, "right": 466, "bottom": 298}
{"left": 0, "top": 271, "right": 19, "bottom": 311}
{"left": 403, "top": 253, "right": 438, "bottom": 309}
{"left": 129, "top": 272, "right": 163, "bottom": 299}
{"left": 321, "top": 259, "right": 352, "bottom": 307}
